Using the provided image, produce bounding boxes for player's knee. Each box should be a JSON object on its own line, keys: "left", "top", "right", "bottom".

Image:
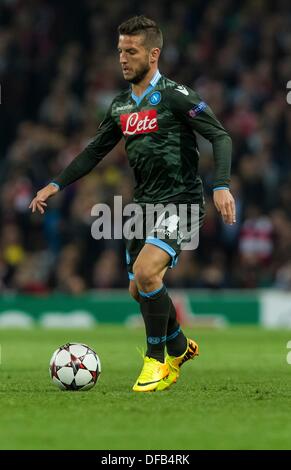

{"left": 133, "top": 264, "right": 160, "bottom": 290}
{"left": 128, "top": 283, "right": 139, "bottom": 302}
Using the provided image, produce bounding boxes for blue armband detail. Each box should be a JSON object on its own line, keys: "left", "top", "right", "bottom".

{"left": 50, "top": 182, "right": 61, "bottom": 190}
{"left": 213, "top": 186, "right": 229, "bottom": 191}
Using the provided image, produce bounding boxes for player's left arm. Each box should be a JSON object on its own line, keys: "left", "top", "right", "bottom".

{"left": 169, "top": 87, "right": 236, "bottom": 225}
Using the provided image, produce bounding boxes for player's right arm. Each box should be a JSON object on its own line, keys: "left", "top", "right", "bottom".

{"left": 29, "top": 104, "right": 122, "bottom": 214}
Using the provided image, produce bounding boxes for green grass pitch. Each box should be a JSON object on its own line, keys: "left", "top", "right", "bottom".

{"left": 0, "top": 325, "right": 290, "bottom": 450}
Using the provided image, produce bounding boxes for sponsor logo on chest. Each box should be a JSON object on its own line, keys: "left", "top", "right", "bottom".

{"left": 120, "top": 110, "right": 158, "bottom": 136}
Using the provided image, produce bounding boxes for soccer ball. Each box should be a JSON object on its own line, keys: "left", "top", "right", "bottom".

{"left": 49, "top": 343, "right": 101, "bottom": 391}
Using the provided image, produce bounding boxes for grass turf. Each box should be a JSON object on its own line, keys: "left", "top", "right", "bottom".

{"left": 0, "top": 325, "right": 290, "bottom": 450}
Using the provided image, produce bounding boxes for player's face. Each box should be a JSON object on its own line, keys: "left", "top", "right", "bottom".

{"left": 118, "top": 34, "right": 151, "bottom": 84}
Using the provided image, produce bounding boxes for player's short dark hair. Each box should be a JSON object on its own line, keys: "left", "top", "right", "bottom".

{"left": 118, "top": 15, "right": 163, "bottom": 50}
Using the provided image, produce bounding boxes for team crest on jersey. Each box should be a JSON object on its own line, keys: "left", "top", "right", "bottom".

{"left": 188, "top": 101, "right": 207, "bottom": 118}
{"left": 149, "top": 91, "right": 161, "bottom": 105}
{"left": 120, "top": 110, "right": 158, "bottom": 136}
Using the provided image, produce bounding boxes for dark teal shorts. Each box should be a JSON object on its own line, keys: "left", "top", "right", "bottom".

{"left": 124, "top": 200, "right": 205, "bottom": 281}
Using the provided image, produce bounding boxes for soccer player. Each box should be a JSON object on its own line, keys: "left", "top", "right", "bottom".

{"left": 29, "top": 16, "right": 236, "bottom": 392}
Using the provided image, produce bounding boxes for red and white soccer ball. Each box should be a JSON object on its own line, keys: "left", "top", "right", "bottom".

{"left": 49, "top": 343, "right": 101, "bottom": 391}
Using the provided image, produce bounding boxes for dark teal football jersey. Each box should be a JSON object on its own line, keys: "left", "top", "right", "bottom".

{"left": 54, "top": 73, "right": 232, "bottom": 203}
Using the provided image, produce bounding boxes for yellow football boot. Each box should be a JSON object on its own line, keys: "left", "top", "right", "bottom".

{"left": 156, "top": 339, "right": 199, "bottom": 391}
{"left": 132, "top": 356, "right": 169, "bottom": 392}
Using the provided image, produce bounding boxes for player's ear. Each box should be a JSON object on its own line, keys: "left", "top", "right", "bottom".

{"left": 150, "top": 47, "right": 160, "bottom": 64}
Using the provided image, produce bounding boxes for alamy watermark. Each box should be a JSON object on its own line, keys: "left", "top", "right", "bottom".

{"left": 287, "top": 81, "right": 291, "bottom": 105}
{"left": 91, "top": 196, "right": 201, "bottom": 250}
{"left": 286, "top": 341, "right": 291, "bottom": 364}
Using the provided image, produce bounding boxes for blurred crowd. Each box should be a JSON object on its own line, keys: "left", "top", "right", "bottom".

{"left": 1, "top": 0, "right": 291, "bottom": 293}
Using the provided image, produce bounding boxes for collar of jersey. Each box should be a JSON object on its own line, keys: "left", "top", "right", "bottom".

{"left": 131, "top": 69, "right": 161, "bottom": 106}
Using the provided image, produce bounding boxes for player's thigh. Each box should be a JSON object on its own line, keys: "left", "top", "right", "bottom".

{"left": 133, "top": 243, "right": 170, "bottom": 279}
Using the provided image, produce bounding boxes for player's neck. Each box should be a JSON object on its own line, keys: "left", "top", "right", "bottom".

{"left": 131, "top": 67, "right": 158, "bottom": 97}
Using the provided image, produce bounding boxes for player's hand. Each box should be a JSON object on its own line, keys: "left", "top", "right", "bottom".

{"left": 29, "top": 184, "right": 59, "bottom": 214}
{"left": 213, "top": 189, "right": 236, "bottom": 225}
